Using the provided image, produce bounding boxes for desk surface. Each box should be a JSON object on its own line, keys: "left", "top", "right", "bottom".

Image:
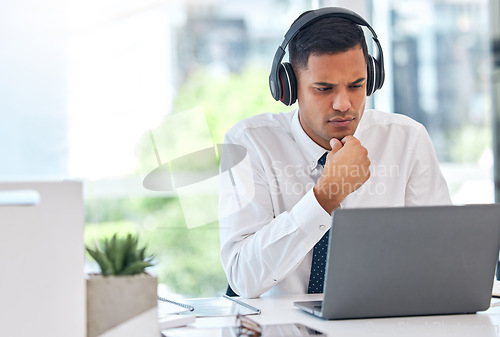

{"left": 169, "top": 290, "right": 500, "bottom": 336}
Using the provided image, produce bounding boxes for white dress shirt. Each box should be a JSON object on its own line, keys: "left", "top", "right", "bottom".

{"left": 218, "top": 109, "right": 451, "bottom": 298}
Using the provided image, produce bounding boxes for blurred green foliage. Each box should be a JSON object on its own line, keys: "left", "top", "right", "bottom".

{"left": 85, "top": 196, "right": 224, "bottom": 296}
{"left": 85, "top": 65, "right": 290, "bottom": 297}
{"left": 173, "top": 66, "right": 289, "bottom": 143}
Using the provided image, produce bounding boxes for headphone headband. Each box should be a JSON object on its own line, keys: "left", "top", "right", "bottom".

{"left": 283, "top": 7, "right": 378, "bottom": 48}
{"left": 269, "top": 7, "right": 385, "bottom": 104}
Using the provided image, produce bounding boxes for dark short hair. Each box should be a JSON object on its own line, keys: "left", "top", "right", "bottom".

{"left": 288, "top": 13, "right": 369, "bottom": 70}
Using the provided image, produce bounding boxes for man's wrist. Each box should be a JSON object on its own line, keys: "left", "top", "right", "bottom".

{"left": 313, "top": 183, "right": 342, "bottom": 214}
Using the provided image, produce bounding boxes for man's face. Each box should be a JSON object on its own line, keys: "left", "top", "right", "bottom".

{"left": 296, "top": 45, "right": 367, "bottom": 150}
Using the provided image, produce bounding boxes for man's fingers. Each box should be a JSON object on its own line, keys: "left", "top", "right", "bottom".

{"left": 329, "top": 138, "right": 343, "bottom": 154}
{"left": 341, "top": 135, "right": 356, "bottom": 145}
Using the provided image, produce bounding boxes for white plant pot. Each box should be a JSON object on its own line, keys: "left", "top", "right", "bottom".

{"left": 86, "top": 273, "right": 158, "bottom": 337}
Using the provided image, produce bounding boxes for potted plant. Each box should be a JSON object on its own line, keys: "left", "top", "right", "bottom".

{"left": 86, "top": 233, "right": 158, "bottom": 337}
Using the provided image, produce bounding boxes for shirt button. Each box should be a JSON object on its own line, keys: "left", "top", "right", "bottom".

{"left": 319, "top": 225, "right": 325, "bottom": 230}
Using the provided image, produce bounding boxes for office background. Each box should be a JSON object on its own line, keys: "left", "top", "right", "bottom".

{"left": 0, "top": 0, "right": 495, "bottom": 297}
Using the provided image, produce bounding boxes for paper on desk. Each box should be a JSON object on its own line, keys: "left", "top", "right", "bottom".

{"left": 158, "top": 296, "right": 260, "bottom": 317}
{"left": 161, "top": 327, "right": 236, "bottom": 337}
{"left": 178, "top": 297, "right": 260, "bottom": 317}
{"left": 492, "top": 279, "right": 500, "bottom": 297}
{"left": 158, "top": 315, "right": 196, "bottom": 330}
{"left": 158, "top": 299, "right": 193, "bottom": 315}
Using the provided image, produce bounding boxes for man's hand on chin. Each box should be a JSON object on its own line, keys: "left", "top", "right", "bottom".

{"left": 314, "top": 136, "right": 371, "bottom": 214}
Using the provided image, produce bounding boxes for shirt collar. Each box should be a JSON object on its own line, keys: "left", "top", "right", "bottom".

{"left": 353, "top": 109, "right": 368, "bottom": 138}
{"left": 291, "top": 109, "right": 328, "bottom": 170}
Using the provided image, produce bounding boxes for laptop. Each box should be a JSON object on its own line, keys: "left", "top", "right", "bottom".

{"left": 294, "top": 204, "right": 500, "bottom": 320}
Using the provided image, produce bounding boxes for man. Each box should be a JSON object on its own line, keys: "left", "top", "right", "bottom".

{"left": 218, "top": 8, "right": 451, "bottom": 298}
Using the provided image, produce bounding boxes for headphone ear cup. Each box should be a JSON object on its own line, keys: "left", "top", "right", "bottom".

{"left": 366, "top": 55, "right": 375, "bottom": 96}
{"left": 278, "top": 62, "right": 298, "bottom": 106}
{"left": 373, "top": 57, "right": 384, "bottom": 92}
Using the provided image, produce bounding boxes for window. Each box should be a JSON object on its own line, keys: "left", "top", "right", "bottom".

{"left": 371, "top": 0, "right": 493, "bottom": 204}
{"left": 1, "top": 0, "right": 494, "bottom": 298}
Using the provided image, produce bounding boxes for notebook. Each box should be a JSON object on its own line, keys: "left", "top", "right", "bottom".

{"left": 294, "top": 204, "right": 500, "bottom": 320}
{"left": 158, "top": 295, "right": 261, "bottom": 317}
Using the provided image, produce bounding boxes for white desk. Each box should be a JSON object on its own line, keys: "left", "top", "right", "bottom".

{"left": 168, "top": 291, "right": 500, "bottom": 336}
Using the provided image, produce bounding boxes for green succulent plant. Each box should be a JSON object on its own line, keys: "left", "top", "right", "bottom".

{"left": 86, "top": 233, "right": 155, "bottom": 276}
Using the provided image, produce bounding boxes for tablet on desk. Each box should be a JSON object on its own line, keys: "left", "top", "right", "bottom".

{"left": 162, "top": 323, "right": 326, "bottom": 337}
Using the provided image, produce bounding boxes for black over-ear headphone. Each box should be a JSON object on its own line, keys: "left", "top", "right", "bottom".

{"left": 269, "top": 7, "right": 385, "bottom": 106}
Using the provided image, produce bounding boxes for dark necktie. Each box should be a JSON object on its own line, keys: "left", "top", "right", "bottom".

{"left": 308, "top": 152, "right": 329, "bottom": 294}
